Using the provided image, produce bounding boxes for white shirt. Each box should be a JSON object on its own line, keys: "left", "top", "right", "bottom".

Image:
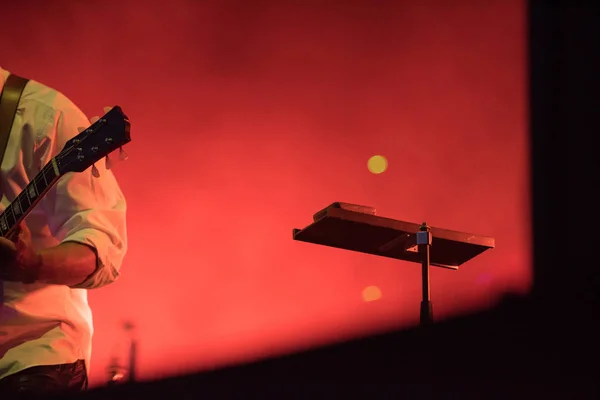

{"left": 0, "top": 66, "right": 127, "bottom": 380}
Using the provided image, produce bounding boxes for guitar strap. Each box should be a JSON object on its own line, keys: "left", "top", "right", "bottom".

{"left": 0, "top": 74, "right": 30, "bottom": 170}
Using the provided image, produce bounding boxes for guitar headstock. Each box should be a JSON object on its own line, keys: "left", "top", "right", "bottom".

{"left": 56, "top": 106, "right": 131, "bottom": 174}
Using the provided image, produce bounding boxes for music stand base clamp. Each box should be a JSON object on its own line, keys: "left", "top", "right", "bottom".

{"left": 417, "top": 223, "right": 433, "bottom": 326}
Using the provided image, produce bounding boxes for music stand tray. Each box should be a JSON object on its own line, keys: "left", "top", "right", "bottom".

{"left": 292, "top": 202, "right": 495, "bottom": 325}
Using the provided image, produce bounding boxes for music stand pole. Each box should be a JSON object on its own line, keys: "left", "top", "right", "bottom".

{"left": 417, "top": 222, "right": 434, "bottom": 326}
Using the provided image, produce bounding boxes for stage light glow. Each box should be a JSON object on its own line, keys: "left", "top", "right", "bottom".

{"left": 362, "top": 286, "right": 382, "bottom": 302}
{"left": 367, "top": 155, "right": 388, "bottom": 174}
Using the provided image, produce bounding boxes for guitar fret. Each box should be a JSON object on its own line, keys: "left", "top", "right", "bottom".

{"left": 42, "top": 164, "right": 57, "bottom": 188}
{"left": 33, "top": 165, "right": 53, "bottom": 197}
{"left": 17, "top": 191, "right": 31, "bottom": 213}
{"left": 33, "top": 177, "right": 45, "bottom": 199}
{"left": 40, "top": 167, "right": 48, "bottom": 186}
{"left": 20, "top": 190, "right": 31, "bottom": 209}
{"left": 13, "top": 197, "right": 22, "bottom": 216}
{"left": 0, "top": 214, "right": 8, "bottom": 236}
{"left": 4, "top": 204, "right": 17, "bottom": 230}
{"left": 28, "top": 181, "right": 38, "bottom": 200}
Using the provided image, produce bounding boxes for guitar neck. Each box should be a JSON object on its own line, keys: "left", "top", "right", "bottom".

{"left": 0, "top": 106, "right": 131, "bottom": 238}
{"left": 0, "top": 157, "right": 62, "bottom": 237}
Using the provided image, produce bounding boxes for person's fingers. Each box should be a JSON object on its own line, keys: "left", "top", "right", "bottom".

{"left": 6, "top": 226, "right": 21, "bottom": 242}
{"left": 17, "top": 223, "right": 31, "bottom": 247}
{"left": 6, "top": 222, "right": 31, "bottom": 245}
{"left": 18, "top": 222, "right": 30, "bottom": 239}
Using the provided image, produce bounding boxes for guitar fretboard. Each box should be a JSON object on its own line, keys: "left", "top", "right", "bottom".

{"left": 0, "top": 158, "right": 60, "bottom": 237}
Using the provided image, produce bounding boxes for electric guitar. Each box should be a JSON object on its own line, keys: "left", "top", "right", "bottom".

{"left": 0, "top": 106, "right": 131, "bottom": 239}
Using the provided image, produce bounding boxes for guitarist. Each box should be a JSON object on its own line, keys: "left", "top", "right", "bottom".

{"left": 0, "top": 66, "right": 128, "bottom": 395}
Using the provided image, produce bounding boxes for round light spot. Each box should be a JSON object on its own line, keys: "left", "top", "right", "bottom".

{"left": 367, "top": 155, "right": 388, "bottom": 174}
{"left": 362, "top": 285, "right": 382, "bottom": 302}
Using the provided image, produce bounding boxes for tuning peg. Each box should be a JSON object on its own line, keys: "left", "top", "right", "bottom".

{"left": 90, "top": 116, "right": 100, "bottom": 123}
{"left": 103, "top": 106, "right": 113, "bottom": 114}
{"left": 91, "top": 164, "right": 100, "bottom": 178}
{"left": 119, "top": 147, "right": 128, "bottom": 161}
{"left": 77, "top": 127, "right": 86, "bottom": 133}
{"left": 105, "top": 155, "right": 114, "bottom": 170}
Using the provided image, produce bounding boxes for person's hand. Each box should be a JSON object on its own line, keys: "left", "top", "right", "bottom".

{"left": 0, "top": 223, "right": 40, "bottom": 283}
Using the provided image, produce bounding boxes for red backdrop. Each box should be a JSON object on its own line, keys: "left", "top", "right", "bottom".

{"left": 1, "top": 0, "right": 529, "bottom": 386}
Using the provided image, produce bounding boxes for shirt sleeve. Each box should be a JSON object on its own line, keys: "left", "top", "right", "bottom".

{"left": 41, "top": 97, "right": 128, "bottom": 290}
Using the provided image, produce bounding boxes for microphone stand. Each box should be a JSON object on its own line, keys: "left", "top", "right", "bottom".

{"left": 106, "top": 320, "right": 138, "bottom": 386}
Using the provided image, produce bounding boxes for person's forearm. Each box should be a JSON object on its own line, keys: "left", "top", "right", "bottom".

{"left": 35, "top": 242, "right": 98, "bottom": 286}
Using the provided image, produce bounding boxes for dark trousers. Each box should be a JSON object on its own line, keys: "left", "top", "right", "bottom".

{"left": 0, "top": 359, "right": 87, "bottom": 396}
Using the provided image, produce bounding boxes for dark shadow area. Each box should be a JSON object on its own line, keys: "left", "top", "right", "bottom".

{"left": 51, "top": 2, "right": 598, "bottom": 398}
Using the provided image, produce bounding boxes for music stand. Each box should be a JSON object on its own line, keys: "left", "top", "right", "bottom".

{"left": 292, "top": 202, "right": 495, "bottom": 326}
